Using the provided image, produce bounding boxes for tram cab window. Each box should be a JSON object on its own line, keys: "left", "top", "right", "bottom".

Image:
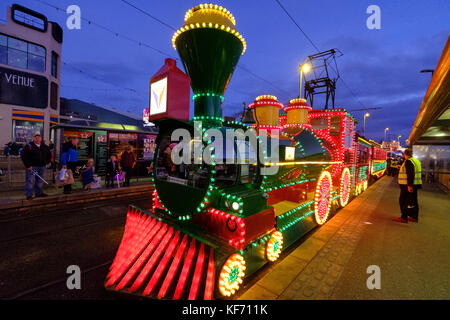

{"left": 358, "top": 149, "right": 368, "bottom": 163}
{"left": 310, "top": 118, "right": 327, "bottom": 130}
{"left": 214, "top": 136, "right": 259, "bottom": 188}
{"left": 155, "top": 138, "right": 210, "bottom": 189}
{"left": 344, "top": 150, "right": 352, "bottom": 163}
{"left": 330, "top": 116, "right": 341, "bottom": 136}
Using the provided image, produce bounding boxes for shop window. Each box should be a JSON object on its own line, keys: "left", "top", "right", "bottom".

{"left": 8, "top": 37, "right": 27, "bottom": 51}
{"left": 0, "top": 34, "right": 7, "bottom": 65}
{"left": 13, "top": 120, "right": 44, "bottom": 144}
{"left": 7, "top": 48, "right": 27, "bottom": 69}
{"left": 51, "top": 51, "right": 58, "bottom": 78}
{"left": 1, "top": 33, "right": 46, "bottom": 72}
{"left": 50, "top": 82, "right": 58, "bottom": 110}
{"left": 12, "top": 4, "right": 47, "bottom": 32}
{"left": 0, "top": 34, "right": 6, "bottom": 46}
{"left": 27, "top": 53, "right": 45, "bottom": 72}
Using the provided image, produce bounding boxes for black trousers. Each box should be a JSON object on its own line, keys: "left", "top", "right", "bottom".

{"left": 399, "top": 185, "right": 419, "bottom": 220}
{"left": 106, "top": 174, "right": 114, "bottom": 187}
{"left": 123, "top": 166, "right": 132, "bottom": 186}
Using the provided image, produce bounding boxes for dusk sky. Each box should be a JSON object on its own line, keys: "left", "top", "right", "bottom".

{"left": 2, "top": 0, "right": 449, "bottom": 142}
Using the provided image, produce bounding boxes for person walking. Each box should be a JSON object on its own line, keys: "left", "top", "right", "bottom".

{"left": 393, "top": 148, "right": 422, "bottom": 223}
{"left": 20, "top": 132, "right": 52, "bottom": 200}
{"left": 120, "top": 146, "right": 136, "bottom": 187}
{"left": 61, "top": 137, "right": 79, "bottom": 194}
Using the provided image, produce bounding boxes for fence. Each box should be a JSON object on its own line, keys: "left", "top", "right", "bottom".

{"left": 0, "top": 155, "right": 152, "bottom": 191}
{"left": 0, "top": 155, "right": 55, "bottom": 190}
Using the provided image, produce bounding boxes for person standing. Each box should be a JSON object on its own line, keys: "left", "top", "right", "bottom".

{"left": 20, "top": 132, "right": 52, "bottom": 200}
{"left": 61, "top": 137, "right": 79, "bottom": 194}
{"left": 120, "top": 146, "right": 136, "bottom": 187}
{"left": 393, "top": 148, "right": 422, "bottom": 223}
{"left": 105, "top": 154, "right": 120, "bottom": 188}
{"left": 386, "top": 157, "right": 392, "bottom": 176}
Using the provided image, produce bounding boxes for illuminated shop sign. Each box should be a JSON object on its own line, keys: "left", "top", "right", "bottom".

{"left": 0, "top": 66, "right": 48, "bottom": 108}
{"left": 150, "top": 77, "right": 167, "bottom": 116}
{"left": 143, "top": 108, "right": 149, "bottom": 123}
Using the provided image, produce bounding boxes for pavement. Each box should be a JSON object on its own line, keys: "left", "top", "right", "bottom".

{"left": 237, "top": 176, "right": 450, "bottom": 300}
{"left": 0, "top": 178, "right": 154, "bottom": 214}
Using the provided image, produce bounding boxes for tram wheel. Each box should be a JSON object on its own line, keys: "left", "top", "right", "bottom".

{"left": 339, "top": 168, "right": 351, "bottom": 207}
{"left": 314, "top": 171, "right": 332, "bottom": 225}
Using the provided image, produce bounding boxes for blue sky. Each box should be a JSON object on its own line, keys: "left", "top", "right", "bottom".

{"left": 2, "top": 0, "right": 449, "bottom": 142}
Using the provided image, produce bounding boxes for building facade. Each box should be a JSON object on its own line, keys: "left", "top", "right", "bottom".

{"left": 0, "top": 4, "right": 62, "bottom": 147}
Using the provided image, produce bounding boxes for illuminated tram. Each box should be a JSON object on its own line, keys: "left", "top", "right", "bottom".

{"left": 105, "top": 4, "right": 387, "bottom": 300}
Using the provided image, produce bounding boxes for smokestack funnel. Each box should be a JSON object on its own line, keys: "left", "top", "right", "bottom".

{"left": 172, "top": 4, "right": 246, "bottom": 119}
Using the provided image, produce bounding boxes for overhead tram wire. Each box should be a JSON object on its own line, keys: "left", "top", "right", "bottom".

{"left": 119, "top": 0, "right": 291, "bottom": 97}
{"left": 32, "top": 0, "right": 298, "bottom": 101}
{"left": 274, "top": 0, "right": 371, "bottom": 111}
{"left": 120, "top": 0, "right": 176, "bottom": 31}
{"left": 274, "top": 0, "right": 320, "bottom": 52}
{"left": 32, "top": 0, "right": 177, "bottom": 58}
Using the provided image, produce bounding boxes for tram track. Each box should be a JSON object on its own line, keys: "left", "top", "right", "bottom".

{"left": 0, "top": 215, "right": 125, "bottom": 246}
{"left": 0, "top": 195, "right": 151, "bottom": 245}
{"left": 0, "top": 194, "right": 150, "bottom": 224}
{"left": 0, "top": 196, "right": 135, "bottom": 300}
{"left": 3, "top": 260, "right": 113, "bottom": 300}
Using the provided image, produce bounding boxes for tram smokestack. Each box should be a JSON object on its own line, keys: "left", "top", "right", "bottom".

{"left": 172, "top": 4, "right": 246, "bottom": 119}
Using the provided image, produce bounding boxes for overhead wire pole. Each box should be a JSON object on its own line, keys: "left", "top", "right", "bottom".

{"left": 274, "top": 0, "right": 371, "bottom": 111}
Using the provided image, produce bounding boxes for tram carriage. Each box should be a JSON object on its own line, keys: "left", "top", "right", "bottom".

{"left": 105, "top": 4, "right": 387, "bottom": 300}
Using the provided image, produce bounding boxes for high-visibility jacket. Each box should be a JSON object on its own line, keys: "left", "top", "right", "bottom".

{"left": 398, "top": 157, "right": 422, "bottom": 185}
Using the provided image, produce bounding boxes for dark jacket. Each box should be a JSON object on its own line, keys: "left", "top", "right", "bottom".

{"left": 120, "top": 151, "right": 135, "bottom": 168}
{"left": 106, "top": 159, "right": 120, "bottom": 176}
{"left": 20, "top": 142, "right": 51, "bottom": 168}
{"left": 61, "top": 141, "right": 78, "bottom": 165}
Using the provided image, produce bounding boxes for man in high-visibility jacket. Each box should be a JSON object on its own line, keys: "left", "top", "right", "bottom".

{"left": 393, "top": 148, "right": 422, "bottom": 223}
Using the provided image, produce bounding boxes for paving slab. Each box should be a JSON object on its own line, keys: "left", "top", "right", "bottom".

{"left": 238, "top": 176, "right": 450, "bottom": 300}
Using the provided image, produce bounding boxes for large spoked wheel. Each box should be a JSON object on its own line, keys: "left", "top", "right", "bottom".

{"left": 339, "top": 168, "right": 351, "bottom": 207}
{"left": 218, "top": 253, "right": 246, "bottom": 297}
{"left": 314, "top": 171, "right": 332, "bottom": 225}
{"left": 266, "top": 231, "right": 283, "bottom": 262}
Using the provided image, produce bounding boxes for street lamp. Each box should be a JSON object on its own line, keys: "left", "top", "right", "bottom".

{"left": 384, "top": 127, "right": 389, "bottom": 141}
{"left": 363, "top": 113, "right": 370, "bottom": 137}
{"left": 299, "top": 63, "right": 311, "bottom": 98}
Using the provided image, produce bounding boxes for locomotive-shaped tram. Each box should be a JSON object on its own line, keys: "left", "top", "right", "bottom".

{"left": 105, "top": 4, "right": 387, "bottom": 300}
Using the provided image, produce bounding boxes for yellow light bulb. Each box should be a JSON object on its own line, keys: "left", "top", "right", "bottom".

{"left": 301, "top": 63, "right": 311, "bottom": 73}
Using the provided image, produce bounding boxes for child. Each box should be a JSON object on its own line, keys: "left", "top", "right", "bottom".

{"left": 106, "top": 154, "right": 120, "bottom": 188}
{"left": 81, "top": 158, "right": 95, "bottom": 190}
